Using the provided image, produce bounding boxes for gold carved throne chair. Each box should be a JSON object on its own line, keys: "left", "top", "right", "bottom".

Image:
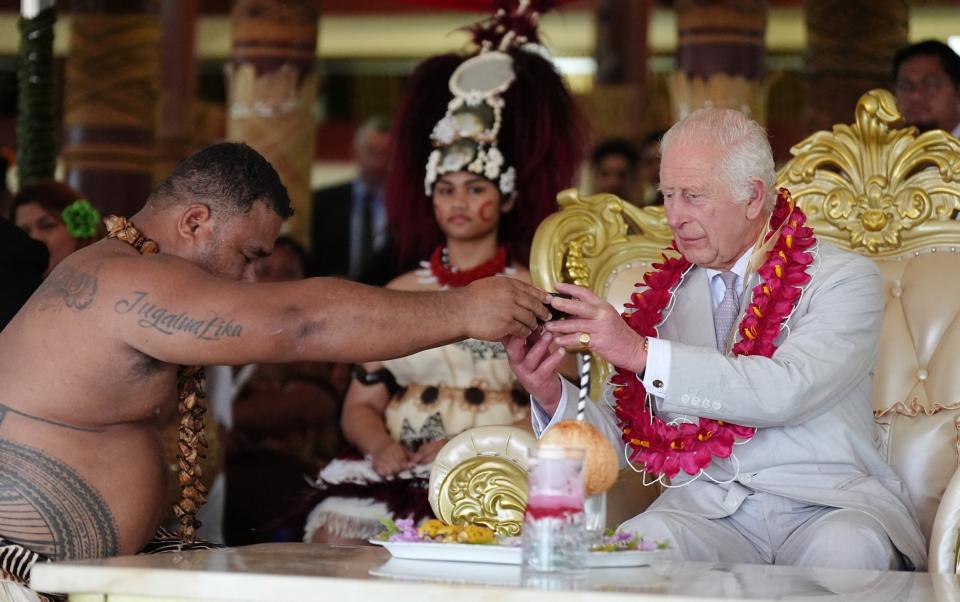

{"left": 780, "top": 89, "right": 960, "bottom": 573}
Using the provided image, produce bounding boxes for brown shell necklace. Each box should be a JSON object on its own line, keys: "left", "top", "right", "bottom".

{"left": 104, "top": 215, "right": 208, "bottom": 543}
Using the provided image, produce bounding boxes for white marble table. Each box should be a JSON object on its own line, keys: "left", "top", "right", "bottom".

{"left": 30, "top": 543, "right": 960, "bottom": 602}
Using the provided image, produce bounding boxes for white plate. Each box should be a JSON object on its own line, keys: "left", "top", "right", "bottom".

{"left": 370, "top": 539, "right": 660, "bottom": 568}
{"left": 370, "top": 557, "right": 521, "bottom": 585}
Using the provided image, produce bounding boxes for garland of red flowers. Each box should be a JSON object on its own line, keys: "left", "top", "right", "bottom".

{"left": 612, "top": 189, "right": 817, "bottom": 480}
{"left": 429, "top": 245, "right": 509, "bottom": 288}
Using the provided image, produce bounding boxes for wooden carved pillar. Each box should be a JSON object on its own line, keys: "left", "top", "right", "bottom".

{"left": 803, "top": 0, "right": 908, "bottom": 133}
{"left": 63, "top": 0, "right": 161, "bottom": 217}
{"left": 670, "top": 0, "right": 768, "bottom": 124}
{"left": 587, "top": 0, "right": 652, "bottom": 142}
{"left": 17, "top": 0, "right": 57, "bottom": 185}
{"left": 156, "top": 0, "right": 198, "bottom": 182}
{"left": 226, "top": 0, "right": 318, "bottom": 248}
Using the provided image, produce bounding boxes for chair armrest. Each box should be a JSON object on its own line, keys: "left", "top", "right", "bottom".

{"left": 929, "top": 464, "right": 960, "bottom": 573}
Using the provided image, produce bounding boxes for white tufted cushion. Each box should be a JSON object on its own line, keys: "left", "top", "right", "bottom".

{"left": 873, "top": 250, "right": 960, "bottom": 545}
{"left": 602, "top": 261, "right": 657, "bottom": 315}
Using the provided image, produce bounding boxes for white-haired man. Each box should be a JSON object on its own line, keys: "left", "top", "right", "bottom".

{"left": 506, "top": 107, "right": 926, "bottom": 570}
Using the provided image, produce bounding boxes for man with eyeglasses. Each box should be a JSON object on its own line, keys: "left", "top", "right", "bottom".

{"left": 893, "top": 40, "right": 960, "bottom": 137}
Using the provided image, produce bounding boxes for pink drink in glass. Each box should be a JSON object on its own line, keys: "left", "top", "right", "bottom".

{"left": 522, "top": 446, "right": 587, "bottom": 576}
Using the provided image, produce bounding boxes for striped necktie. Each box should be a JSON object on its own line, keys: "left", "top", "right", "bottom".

{"left": 713, "top": 271, "right": 740, "bottom": 352}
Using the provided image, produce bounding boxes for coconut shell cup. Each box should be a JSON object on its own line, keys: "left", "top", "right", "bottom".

{"left": 539, "top": 419, "right": 619, "bottom": 496}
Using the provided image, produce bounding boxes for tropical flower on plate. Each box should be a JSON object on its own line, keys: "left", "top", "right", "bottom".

{"left": 591, "top": 530, "right": 670, "bottom": 552}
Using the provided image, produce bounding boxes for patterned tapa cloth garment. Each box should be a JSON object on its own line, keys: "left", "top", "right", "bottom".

{"left": 303, "top": 340, "right": 529, "bottom": 541}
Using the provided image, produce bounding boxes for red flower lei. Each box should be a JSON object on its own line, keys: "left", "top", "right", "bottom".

{"left": 612, "top": 189, "right": 817, "bottom": 479}
{"left": 429, "top": 245, "right": 509, "bottom": 288}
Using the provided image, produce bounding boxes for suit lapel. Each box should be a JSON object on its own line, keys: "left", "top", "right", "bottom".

{"left": 660, "top": 267, "right": 717, "bottom": 349}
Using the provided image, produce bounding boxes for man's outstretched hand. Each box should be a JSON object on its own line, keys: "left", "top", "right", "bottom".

{"left": 458, "top": 277, "right": 552, "bottom": 341}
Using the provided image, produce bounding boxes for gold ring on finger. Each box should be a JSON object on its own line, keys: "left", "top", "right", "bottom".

{"left": 579, "top": 332, "right": 591, "bottom": 345}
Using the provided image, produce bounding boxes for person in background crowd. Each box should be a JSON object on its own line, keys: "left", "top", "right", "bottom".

{"left": 589, "top": 137, "right": 638, "bottom": 202}
{"left": 637, "top": 130, "right": 666, "bottom": 206}
{"left": 0, "top": 218, "right": 48, "bottom": 332}
{"left": 893, "top": 39, "right": 960, "bottom": 137}
{"left": 224, "top": 236, "right": 350, "bottom": 545}
{"left": 0, "top": 156, "right": 48, "bottom": 333}
{"left": 11, "top": 180, "right": 101, "bottom": 277}
{"left": 310, "top": 116, "right": 396, "bottom": 285}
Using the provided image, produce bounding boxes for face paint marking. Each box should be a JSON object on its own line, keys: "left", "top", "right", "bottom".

{"left": 478, "top": 200, "right": 496, "bottom": 222}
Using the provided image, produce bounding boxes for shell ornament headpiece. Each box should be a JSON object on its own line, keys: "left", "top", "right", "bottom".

{"left": 423, "top": 0, "right": 552, "bottom": 197}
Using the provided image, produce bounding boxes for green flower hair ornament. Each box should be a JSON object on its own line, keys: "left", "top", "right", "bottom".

{"left": 62, "top": 199, "right": 101, "bottom": 239}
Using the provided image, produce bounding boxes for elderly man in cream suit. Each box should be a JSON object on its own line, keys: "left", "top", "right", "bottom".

{"left": 505, "top": 107, "right": 926, "bottom": 570}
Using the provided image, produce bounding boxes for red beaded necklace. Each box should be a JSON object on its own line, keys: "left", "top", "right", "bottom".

{"left": 428, "top": 245, "right": 509, "bottom": 288}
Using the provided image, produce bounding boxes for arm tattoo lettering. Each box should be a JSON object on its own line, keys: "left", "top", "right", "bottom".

{"left": 114, "top": 291, "right": 243, "bottom": 340}
{"left": 35, "top": 265, "right": 98, "bottom": 311}
{"left": 0, "top": 437, "right": 119, "bottom": 560}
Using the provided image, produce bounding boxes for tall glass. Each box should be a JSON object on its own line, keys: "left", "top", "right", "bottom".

{"left": 521, "top": 446, "right": 587, "bottom": 577}
{"left": 583, "top": 492, "right": 607, "bottom": 546}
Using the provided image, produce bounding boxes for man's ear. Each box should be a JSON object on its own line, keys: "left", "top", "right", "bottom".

{"left": 176, "top": 204, "right": 213, "bottom": 242}
{"left": 744, "top": 179, "right": 767, "bottom": 220}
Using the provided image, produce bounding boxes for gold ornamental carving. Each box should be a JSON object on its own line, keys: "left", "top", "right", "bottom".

{"left": 778, "top": 89, "right": 960, "bottom": 257}
{"left": 436, "top": 456, "right": 528, "bottom": 536}
{"left": 530, "top": 189, "right": 672, "bottom": 292}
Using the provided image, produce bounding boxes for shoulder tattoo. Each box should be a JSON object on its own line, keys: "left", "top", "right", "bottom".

{"left": 35, "top": 264, "right": 99, "bottom": 311}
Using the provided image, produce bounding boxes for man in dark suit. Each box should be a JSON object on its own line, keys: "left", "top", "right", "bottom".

{"left": 0, "top": 217, "right": 48, "bottom": 332}
{"left": 310, "top": 116, "right": 395, "bottom": 285}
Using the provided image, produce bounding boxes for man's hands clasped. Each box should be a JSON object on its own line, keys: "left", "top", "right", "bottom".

{"left": 504, "top": 283, "right": 648, "bottom": 416}
{"left": 544, "top": 283, "right": 648, "bottom": 373}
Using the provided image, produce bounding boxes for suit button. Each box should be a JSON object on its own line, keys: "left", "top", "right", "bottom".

{"left": 681, "top": 394, "right": 691, "bottom": 403}
{"left": 712, "top": 401, "right": 722, "bottom": 410}
{"left": 652, "top": 379, "right": 664, "bottom": 389}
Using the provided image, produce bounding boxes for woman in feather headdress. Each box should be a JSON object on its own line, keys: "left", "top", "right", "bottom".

{"left": 304, "top": 0, "right": 587, "bottom": 544}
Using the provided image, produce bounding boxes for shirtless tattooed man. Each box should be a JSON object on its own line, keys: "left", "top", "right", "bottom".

{"left": 0, "top": 143, "right": 550, "bottom": 567}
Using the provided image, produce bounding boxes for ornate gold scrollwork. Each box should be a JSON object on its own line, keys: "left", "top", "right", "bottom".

{"left": 531, "top": 189, "right": 673, "bottom": 293}
{"left": 778, "top": 89, "right": 960, "bottom": 257}
{"left": 531, "top": 189, "right": 628, "bottom": 288}
{"left": 436, "top": 456, "right": 528, "bottom": 536}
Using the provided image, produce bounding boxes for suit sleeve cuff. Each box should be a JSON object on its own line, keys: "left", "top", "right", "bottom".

{"left": 641, "top": 337, "right": 671, "bottom": 397}
{"left": 531, "top": 378, "right": 569, "bottom": 436}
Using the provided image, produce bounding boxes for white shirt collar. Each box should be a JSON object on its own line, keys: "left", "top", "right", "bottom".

{"left": 704, "top": 245, "right": 754, "bottom": 285}
{"left": 703, "top": 245, "right": 754, "bottom": 307}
